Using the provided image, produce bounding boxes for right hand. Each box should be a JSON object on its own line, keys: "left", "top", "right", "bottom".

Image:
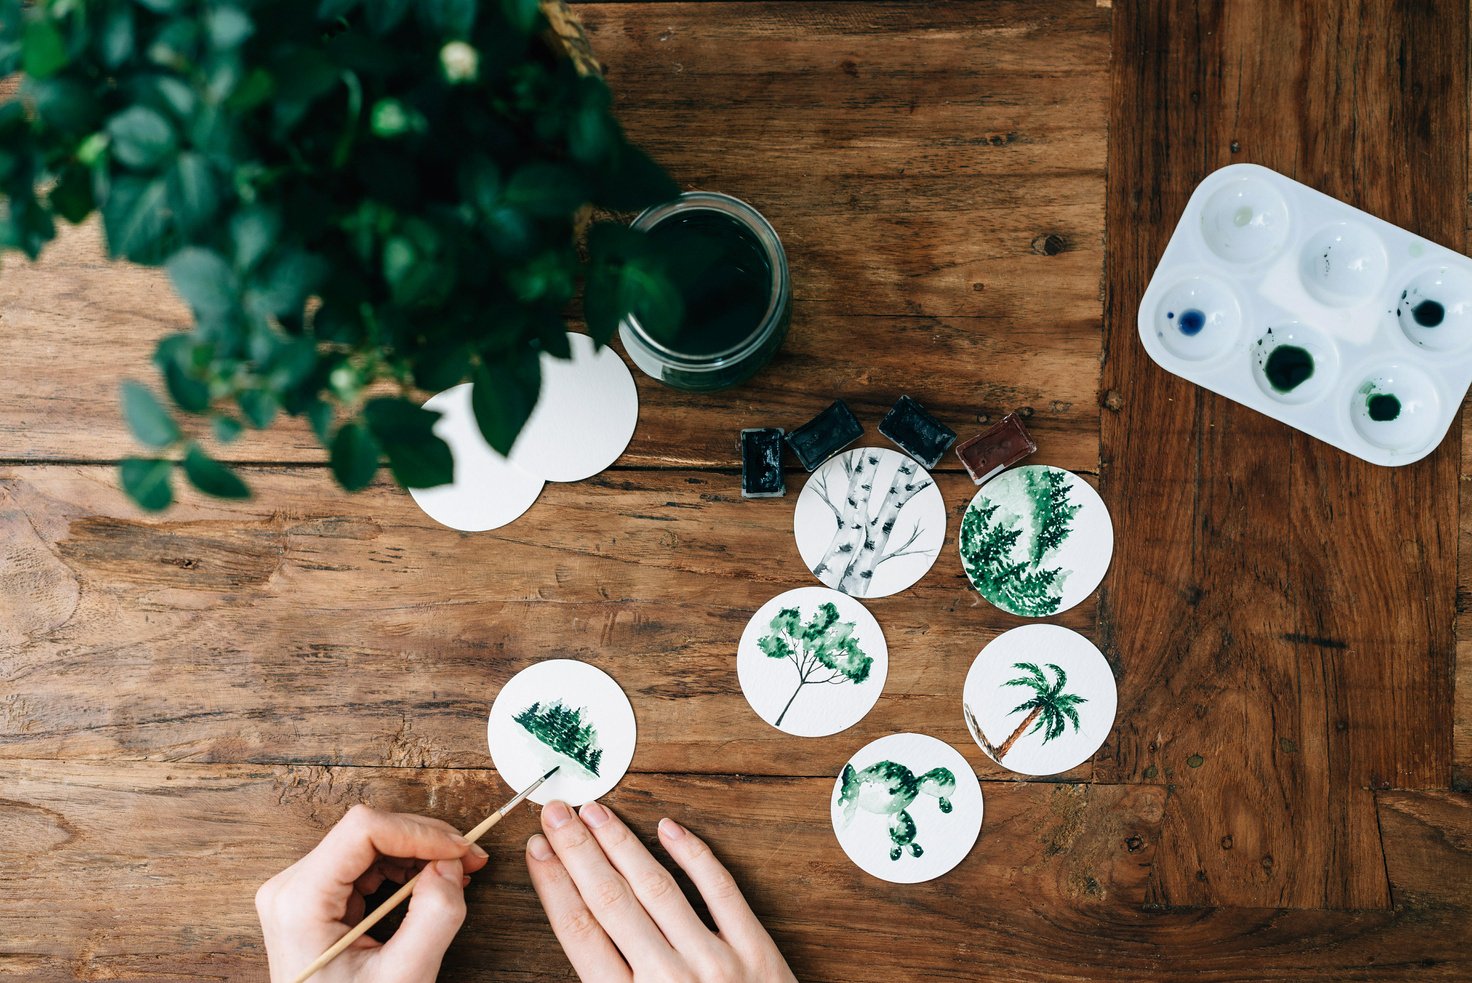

{"left": 525, "top": 799, "right": 796, "bottom": 982}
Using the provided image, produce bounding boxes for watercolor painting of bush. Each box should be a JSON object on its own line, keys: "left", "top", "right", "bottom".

{"left": 737, "top": 586, "right": 888, "bottom": 737}
{"left": 962, "top": 625, "right": 1117, "bottom": 777}
{"left": 829, "top": 733, "right": 984, "bottom": 884}
{"left": 958, "top": 465, "right": 1114, "bottom": 617}
{"left": 794, "top": 447, "right": 947, "bottom": 598}
{"left": 487, "top": 658, "right": 637, "bottom": 806}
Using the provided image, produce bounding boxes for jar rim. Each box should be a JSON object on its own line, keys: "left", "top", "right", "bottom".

{"left": 622, "top": 192, "right": 790, "bottom": 370}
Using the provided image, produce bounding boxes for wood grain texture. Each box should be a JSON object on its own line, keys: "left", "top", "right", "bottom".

{"left": 0, "top": 0, "right": 1108, "bottom": 471}
{"left": 3, "top": 760, "right": 1471, "bottom": 982}
{"left": 1099, "top": 0, "right": 1462, "bottom": 909}
{"left": 0, "top": 464, "right": 1099, "bottom": 782}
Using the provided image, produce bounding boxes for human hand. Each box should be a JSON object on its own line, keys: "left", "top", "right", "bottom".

{"left": 526, "top": 800, "right": 796, "bottom": 982}
{"left": 256, "top": 804, "right": 490, "bottom": 983}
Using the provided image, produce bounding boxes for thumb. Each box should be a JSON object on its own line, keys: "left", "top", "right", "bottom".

{"left": 377, "top": 858, "right": 467, "bottom": 979}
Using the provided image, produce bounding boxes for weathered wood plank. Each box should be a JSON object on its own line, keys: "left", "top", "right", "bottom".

{"left": 0, "top": 1, "right": 1108, "bottom": 469}
{"left": 3, "top": 760, "right": 1471, "bottom": 981}
{"left": 1099, "top": 0, "right": 1462, "bottom": 908}
{"left": 0, "top": 465, "right": 1103, "bottom": 781}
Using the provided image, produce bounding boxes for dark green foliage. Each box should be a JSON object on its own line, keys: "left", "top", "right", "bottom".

{"left": 0, "top": 0, "right": 678, "bottom": 509}
{"left": 1004, "top": 662, "right": 1086, "bottom": 744}
{"left": 759, "top": 602, "right": 872, "bottom": 727}
{"left": 1026, "top": 468, "right": 1082, "bottom": 564}
{"left": 514, "top": 699, "right": 604, "bottom": 775}
{"left": 959, "top": 498, "right": 1069, "bottom": 617}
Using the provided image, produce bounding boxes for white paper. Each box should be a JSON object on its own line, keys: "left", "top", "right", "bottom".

{"left": 487, "top": 658, "right": 636, "bottom": 806}
{"left": 794, "top": 447, "right": 946, "bottom": 598}
{"left": 508, "top": 334, "right": 639, "bottom": 482}
{"left": 958, "top": 465, "right": 1113, "bottom": 617}
{"left": 830, "top": 733, "right": 982, "bottom": 884}
{"left": 737, "top": 586, "right": 887, "bottom": 737}
{"left": 410, "top": 384, "right": 545, "bottom": 531}
{"left": 962, "top": 625, "right": 1117, "bottom": 777}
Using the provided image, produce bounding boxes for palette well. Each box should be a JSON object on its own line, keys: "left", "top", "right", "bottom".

{"left": 1138, "top": 162, "right": 1472, "bottom": 466}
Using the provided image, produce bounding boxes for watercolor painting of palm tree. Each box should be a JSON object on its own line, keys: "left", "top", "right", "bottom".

{"left": 959, "top": 467, "right": 1083, "bottom": 617}
{"left": 808, "top": 449, "right": 936, "bottom": 597}
{"left": 759, "top": 601, "right": 873, "bottom": 727}
{"left": 967, "top": 662, "right": 1086, "bottom": 763}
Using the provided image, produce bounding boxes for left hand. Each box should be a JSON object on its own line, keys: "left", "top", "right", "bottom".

{"left": 256, "top": 804, "right": 490, "bottom": 983}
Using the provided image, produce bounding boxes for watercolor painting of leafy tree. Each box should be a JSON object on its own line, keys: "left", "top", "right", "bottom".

{"left": 965, "top": 662, "right": 1086, "bottom": 764}
{"left": 514, "top": 700, "right": 604, "bottom": 777}
{"left": 959, "top": 467, "right": 1083, "bottom": 617}
{"left": 809, "top": 449, "right": 936, "bottom": 597}
{"left": 759, "top": 601, "right": 873, "bottom": 727}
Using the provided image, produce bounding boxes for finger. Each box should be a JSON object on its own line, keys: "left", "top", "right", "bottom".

{"left": 539, "top": 801, "right": 679, "bottom": 972}
{"left": 578, "top": 801, "right": 713, "bottom": 955}
{"left": 526, "top": 833, "right": 632, "bottom": 983}
{"left": 376, "top": 858, "right": 466, "bottom": 976}
{"left": 301, "top": 805, "right": 488, "bottom": 886}
{"left": 657, "top": 819, "right": 763, "bottom": 945}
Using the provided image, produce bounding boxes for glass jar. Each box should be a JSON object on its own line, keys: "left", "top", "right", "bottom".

{"left": 618, "top": 191, "right": 791, "bottom": 391}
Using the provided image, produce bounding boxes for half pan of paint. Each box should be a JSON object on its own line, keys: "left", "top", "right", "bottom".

{"left": 1139, "top": 163, "right": 1472, "bottom": 466}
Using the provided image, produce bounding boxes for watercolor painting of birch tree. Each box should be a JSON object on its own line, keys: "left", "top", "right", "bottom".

{"left": 795, "top": 447, "right": 945, "bottom": 598}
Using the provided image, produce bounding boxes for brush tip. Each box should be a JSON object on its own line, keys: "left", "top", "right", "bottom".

{"left": 541, "top": 765, "right": 560, "bottom": 781}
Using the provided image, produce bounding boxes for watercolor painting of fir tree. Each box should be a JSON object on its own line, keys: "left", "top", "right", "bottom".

{"left": 959, "top": 464, "right": 1114, "bottom": 617}
{"left": 962, "top": 625, "right": 1117, "bottom": 777}
{"left": 487, "top": 658, "right": 638, "bottom": 806}
{"left": 737, "top": 586, "right": 888, "bottom": 737}
{"left": 829, "top": 733, "right": 984, "bottom": 884}
{"left": 514, "top": 700, "right": 605, "bottom": 777}
{"left": 794, "top": 447, "right": 947, "bottom": 598}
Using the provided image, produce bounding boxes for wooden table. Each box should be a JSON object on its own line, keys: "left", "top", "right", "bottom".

{"left": 2, "top": 1, "right": 1470, "bottom": 979}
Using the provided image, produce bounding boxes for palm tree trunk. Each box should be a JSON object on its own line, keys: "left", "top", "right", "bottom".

{"left": 995, "top": 706, "right": 1043, "bottom": 761}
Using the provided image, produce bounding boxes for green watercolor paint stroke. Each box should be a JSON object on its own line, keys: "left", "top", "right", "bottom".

{"left": 837, "top": 760, "right": 956, "bottom": 861}
{"left": 514, "top": 700, "right": 605, "bottom": 776}
{"left": 759, "top": 602, "right": 872, "bottom": 727}
{"left": 960, "top": 468, "right": 1079, "bottom": 617}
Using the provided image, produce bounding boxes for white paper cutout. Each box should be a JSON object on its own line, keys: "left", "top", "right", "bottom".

{"left": 487, "top": 658, "right": 636, "bottom": 806}
{"left": 830, "top": 733, "right": 982, "bottom": 884}
{"left": 508, "top": 333, "right": 639, "bottom": 482}
{"left": 961, "top": 625, "right": 1117, "bottom": 777}
{"left": 737, "top": 587, "right": 887, "bottom": 738}
{"left": 794, "top": 447, "right": 946, "bottom": 598}
{"left": 409, "top": 383, "right": 545, "bottom": 531}
{"left": 959, "top": 465, "right": 1113, "bottom": 617}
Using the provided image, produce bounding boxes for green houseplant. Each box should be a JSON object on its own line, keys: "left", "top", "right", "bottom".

{"left": 0, "top": 0, "right": 682, "bottom": 509}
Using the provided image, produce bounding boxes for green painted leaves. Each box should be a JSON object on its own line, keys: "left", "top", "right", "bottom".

{"left": 960, "top": 467, "right": 1082, "bottom": 618}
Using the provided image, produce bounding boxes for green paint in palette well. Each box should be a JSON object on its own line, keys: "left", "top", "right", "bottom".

{"left": 959, "top": 468, "right": 1080, "bottom": 617}
{"left": 837, "top": 761, "right": 955, "bottom": 861}
{"left": 513, "top": 700, "right": 604, "bottom": 776}
{"left": 1264, "top": 344, "right": 1314, "bottom": 393}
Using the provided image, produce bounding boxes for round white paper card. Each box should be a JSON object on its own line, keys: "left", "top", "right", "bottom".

{"left": 795, "top": 447, "right": 945, "bottom": 598}
{"left": 487, "top": 659, "right": 636, "bottom": 806}
{"left": 737, "top": 587, "right": 887, "bottom": 738}
{"left": 831, "top": 733, "right": 982, "bottom": 884}
{"left": 959, "top": 465, "right": 1113, "bottom": 617}
{"left": 962, "top": 625, "right": 1117, "bottom": 777}
{"left": 508, "top": 334, "right": 639, "bottom": 482}
{"left": 409, "top": 384, "right": 545, "bottom": 531}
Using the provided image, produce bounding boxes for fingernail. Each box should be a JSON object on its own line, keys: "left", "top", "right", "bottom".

{"left": 579, "top": 801, "right": 611, "bottom": 828}
{"left": 467, "top": 842, "right": 489, "bottom": 859}
{"left": 659, "top": 817, "right": 686, "bottom": 840}
{"left": 528, "top": 833, "right": 554, "bottom": 861}
{"left": 544, "top": 801, "right": 573, "bottom": 829}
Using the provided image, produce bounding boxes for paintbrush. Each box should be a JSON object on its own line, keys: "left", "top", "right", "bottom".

{"left": 292, "top": 766, "right": 560, "bottom": 983}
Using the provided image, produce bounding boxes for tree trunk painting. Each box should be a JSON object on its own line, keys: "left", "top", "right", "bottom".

{"left": 812, "top": 450, "right": 935, "bottom": 597}
{"left": 994, "top": 705, "right": 1043, "bottom": 761}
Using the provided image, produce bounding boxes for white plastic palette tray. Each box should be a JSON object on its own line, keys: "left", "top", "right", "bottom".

{"left": 1138, "top": 162, "right": 1472, "bottom": 466}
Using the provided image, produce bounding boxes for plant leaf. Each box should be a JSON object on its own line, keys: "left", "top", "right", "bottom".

{"left": 106, "top": 105, "right": 176, "bottom": 170}
{"left": 213, "top": 414, "right": 244, "bottom": 444}
{"left": 471, "top": 353, "right": 540, "bottom": 455}
{"left": 167, "top": 152, "right": 219, "bottom": 236}
{"left": 363, "top": 397, "right": 452, "bottom": 488}
{"left": 237, "top": 389, "right": 279, "bottom": 428}
{"left": 22, "top": 18, "right": 67, "bottom": 79}
{"left": 594, "top": 142, "right": 678, "bottom": 211}
{"left": 182, "top": 443, "right": 250, "bottom": 498}
{"left": 504, "top": 163, "right": 588, "bottom": 218}
{"left": 330, "top": 421, "right": 381, "bottom": 490}
{"left": 120, "top": 380, "right": 180, "bottom": 448}
{"left": 120, "top": 457, "right": 174, "bottom": 511}
{"left": 166, "top": 247, "right": 236, "bottom": 318}
{"left": 101, "top": 176, "right": 170, "bottom": 262}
